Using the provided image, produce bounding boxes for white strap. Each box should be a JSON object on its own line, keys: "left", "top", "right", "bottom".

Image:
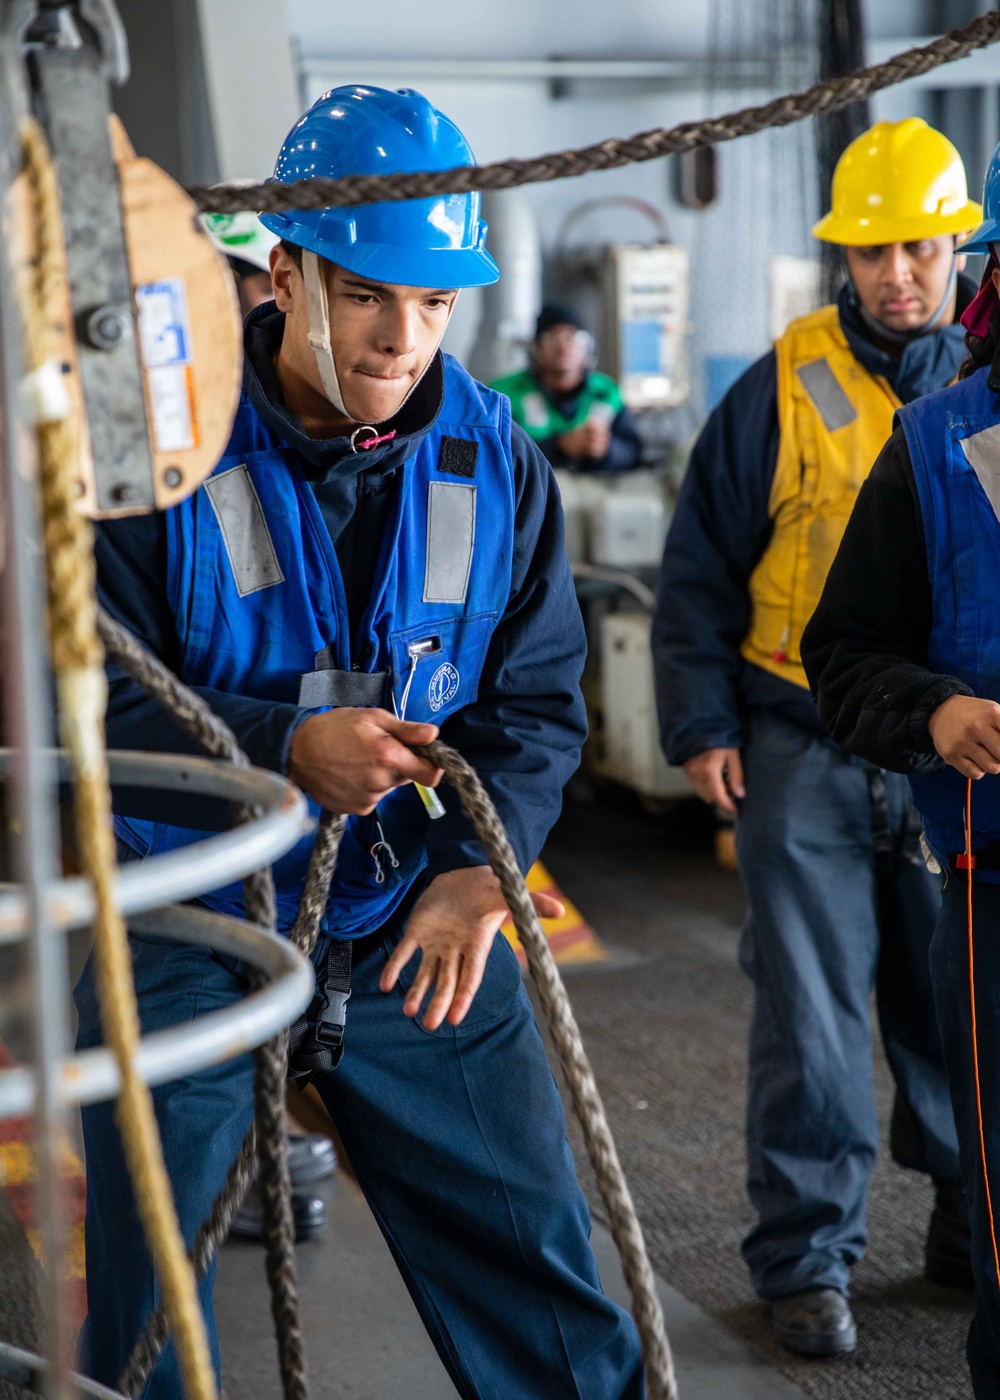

{"left": 302, "top": 249, "right": 348, "bottom": 415}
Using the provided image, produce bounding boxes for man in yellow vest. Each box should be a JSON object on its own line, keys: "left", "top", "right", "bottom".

{"left": 653, "top": 119, "right": 979, "bottom": 1357}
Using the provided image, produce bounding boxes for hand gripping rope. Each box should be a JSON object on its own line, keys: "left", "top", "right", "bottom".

{"left": 98, "top": 608, "right": 678, "bottom": 1400}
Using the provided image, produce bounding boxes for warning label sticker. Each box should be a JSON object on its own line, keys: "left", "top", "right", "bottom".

{"left": 136, "top": 279, "right": 198, "bottom": 452}
{"left": 136, "top": 279, "right": 192, "bottom": 367}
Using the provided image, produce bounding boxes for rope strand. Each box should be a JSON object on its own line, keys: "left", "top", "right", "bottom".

{"left": 965, "top": 778, "right": 1000, "bottom": 1293}
{"left": 97, "top": 611, "right": 675, "bottom": 1398}
{"left": 188, "top": 12, "right": 1000, "bottom": 214}
{"left": 16, "top": 121, "right": 217, "bottom": 1400}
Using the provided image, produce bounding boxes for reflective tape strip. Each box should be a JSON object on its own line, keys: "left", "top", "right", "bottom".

{"left": 424, "top": 481, "right": 476, "bottom": 604}
{"left": 204, "top": 465, "right": 285, "bottom": 597}
{"left": 796, "top": 358, "right": 857, "bottom": 433}
{"left": 962, "top": 422, "right": 1000, "bottom": 522}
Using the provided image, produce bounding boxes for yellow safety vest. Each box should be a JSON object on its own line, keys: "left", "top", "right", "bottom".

{"left": 741, "top": 303, "right": 900, "bottom": 691}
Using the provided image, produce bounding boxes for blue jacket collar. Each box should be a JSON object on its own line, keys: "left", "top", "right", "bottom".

{"left": 836, "top": 273, "right": 975, "bottom": 406}
{"left": 241, "top": 301, "right": 444, "bottom": 482}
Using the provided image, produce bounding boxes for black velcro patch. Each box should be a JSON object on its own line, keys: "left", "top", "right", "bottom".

{"left": 438, "top": 437, "right": 479, "bottom": 478}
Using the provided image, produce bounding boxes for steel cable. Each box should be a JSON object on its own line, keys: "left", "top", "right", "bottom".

{"left": 189, "top": 12, "right": 1000, "bottom": 215}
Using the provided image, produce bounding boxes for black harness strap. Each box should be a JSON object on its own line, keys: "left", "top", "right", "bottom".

{"left": 287, "top": 940, "right": 352, "bottom": 1086}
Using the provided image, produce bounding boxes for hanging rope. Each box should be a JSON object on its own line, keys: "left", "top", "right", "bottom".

{"left": 94, "top": 608, "right": 677, "bottom": 1400}
{"left": 14, "top": 121, "right": 217, "bottom": 1400}
{"left": 189, "top": 11, "right": 1000, "bottom": 215}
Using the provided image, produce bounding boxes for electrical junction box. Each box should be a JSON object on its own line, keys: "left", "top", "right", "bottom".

{"left": 554, "top": 469, "right": 669, "bottom": 569}
{"left": 588, "top": 469, "right": 668, "bottom": 570}
{"left": 599, "top": 612, "right": 693, "bottom": 800}
{"left": 603, "top": 243, "right": 691, "bottom": 410}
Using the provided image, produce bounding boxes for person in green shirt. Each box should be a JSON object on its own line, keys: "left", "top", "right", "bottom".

{"left": 492, "top": 304, "right": 642, "bottom": 473}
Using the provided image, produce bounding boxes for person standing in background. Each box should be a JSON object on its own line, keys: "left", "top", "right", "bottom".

{"left": 493, "top": 303, "right": 642, "bottom": 472}
{"left": 652, "top": 118, "right": 980, "bottom": 1358}
{"left": 802, "top": 140, "right": 1000, "bottom": 1399}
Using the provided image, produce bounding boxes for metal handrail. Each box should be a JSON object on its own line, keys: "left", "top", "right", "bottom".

{"left": 0, "top": 750, "right": 311, "bottom": 942}
{"left": 0, "top": 903, "right": 314, "bottom": 1119}
{"left": 0, "top": 1341, "right": 126, "bottom": 1399}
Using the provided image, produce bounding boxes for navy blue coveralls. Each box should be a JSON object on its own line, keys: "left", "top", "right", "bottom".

{"left": 77, "top": 305, "right": 644, "bottom": 1399}
{"left": 652, "top": 282, "right": 967, "bottom": 1301}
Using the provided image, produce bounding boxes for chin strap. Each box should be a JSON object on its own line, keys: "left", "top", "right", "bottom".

{"left": 302, "top": 248, "right": 350, "bottom": 416}
{"left": 301, "top": 248, "right": 457, "bottom": 444}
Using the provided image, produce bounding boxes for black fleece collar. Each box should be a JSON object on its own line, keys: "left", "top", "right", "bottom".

{"left": 836, "top": 274, "right": 976, "bottom": 406}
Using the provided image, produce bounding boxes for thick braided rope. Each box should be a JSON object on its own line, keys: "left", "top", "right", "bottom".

{"left": 98, "top": 609, "right": 342, "bottom": 1400}
{"left": 99, "top": 611, "right": 672, "bottom": 1395}
{"left": 415, "top": 741, "right": 677, "bottom": 1400}
{"left": 191, "top": 12, "right": 1000, "bottom": 214}
{"left": 16, "top": 123, "right": 218, "bottom": 1400}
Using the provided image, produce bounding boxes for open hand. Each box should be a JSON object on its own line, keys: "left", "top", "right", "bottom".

{"left": 380, "top": 866, "right": 564, "bottom": 1030}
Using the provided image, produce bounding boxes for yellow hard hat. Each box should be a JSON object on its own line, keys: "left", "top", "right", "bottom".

{"left": 812, "top": 117, "right": 982, "bottom": 246}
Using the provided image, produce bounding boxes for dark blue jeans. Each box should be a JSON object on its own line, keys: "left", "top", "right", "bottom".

{"left": 930, "top": 876, "right": 1000, "bottom": 1398}
{"left": 736, "top": 711, "right": 960, "bottom": 1300}
{"left": 74, "top": 908, "right": 644, "bottom": 1400}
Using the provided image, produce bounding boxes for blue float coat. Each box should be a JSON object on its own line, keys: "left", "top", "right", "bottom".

{"left": 653, "top": 278, "right": 974, "bottom": 767}
{"left": 96, "top": 304, "right": 587, "bottom": 902}
{"left": 901, "top": 365, "right": 1000, "bottom": 861}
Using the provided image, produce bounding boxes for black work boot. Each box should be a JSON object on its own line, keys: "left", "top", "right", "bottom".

{"left": 230, "top": 1186, "right": 325, "bottom": 1243}
{"left": 771, "top": 1288, "right": 857, "bottom": 1357}
{"left": 926, "top": 1179, "right": 973, "bottom": 1289}
{"left": 287, "top": 1131, "right": 337, "bottom": 1188}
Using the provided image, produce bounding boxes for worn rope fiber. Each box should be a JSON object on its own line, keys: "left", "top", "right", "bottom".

{"left": 97, "top": 608, "right": 343, "bottom": 1400}
{"left": 415, "top": 743, "right": 677, "bottom": 1400}
{"left": 16, "top": 123, "right": 218, "bottom": 1400}
{"left": 190, "top": 12, "right": 1000, "bottom": 215}
{"left": 95, "top": 613, "right": 676, "bottom": 1400}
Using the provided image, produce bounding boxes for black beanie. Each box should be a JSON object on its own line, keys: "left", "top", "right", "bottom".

{"left": 535, "top": 302, "right": 587, "bottom": 340}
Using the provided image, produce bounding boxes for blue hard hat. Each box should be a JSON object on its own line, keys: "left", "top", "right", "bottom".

{"left": 961, "top": 139, "right": 1000, "bottom": 252}
{"left": 260, "top": 85, "right": 499, "bottom": 289}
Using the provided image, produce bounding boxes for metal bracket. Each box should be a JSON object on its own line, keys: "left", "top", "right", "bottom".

{"left": 27, "top": 9, "right": 154, "bottom": 511}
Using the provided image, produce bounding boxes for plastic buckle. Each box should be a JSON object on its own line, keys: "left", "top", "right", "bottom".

{"left": 956, "top": 852, "right": 978, "bottom": 870}
{"left": 314, "top": 989, "right": 350, "bottom": 1048}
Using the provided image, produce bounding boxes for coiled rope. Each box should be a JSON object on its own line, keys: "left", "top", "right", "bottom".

{"left": 96, "top": 608, "right": 677, "bottom": 1400}
{"left": 189, "top": 11, "right": 1000, "bottom": 214}
{"left": 15, "top": 120, "right": 217, "bottom": 1400}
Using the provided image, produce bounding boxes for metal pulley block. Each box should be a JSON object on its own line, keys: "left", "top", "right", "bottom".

{"left": 17, "top": 0, "right": 242, "bottom": 516}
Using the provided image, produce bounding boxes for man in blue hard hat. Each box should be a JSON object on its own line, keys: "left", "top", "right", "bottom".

{"left": 803, "top": 140, "right": 1000, "bottom": 1400}
{"left": 74, "top": 86, "right": 643, "bottom": 1399}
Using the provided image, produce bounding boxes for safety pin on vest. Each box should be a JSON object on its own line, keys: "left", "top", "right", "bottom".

{"left": 397, "top": 637, "right": 446, "bottom": 820}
